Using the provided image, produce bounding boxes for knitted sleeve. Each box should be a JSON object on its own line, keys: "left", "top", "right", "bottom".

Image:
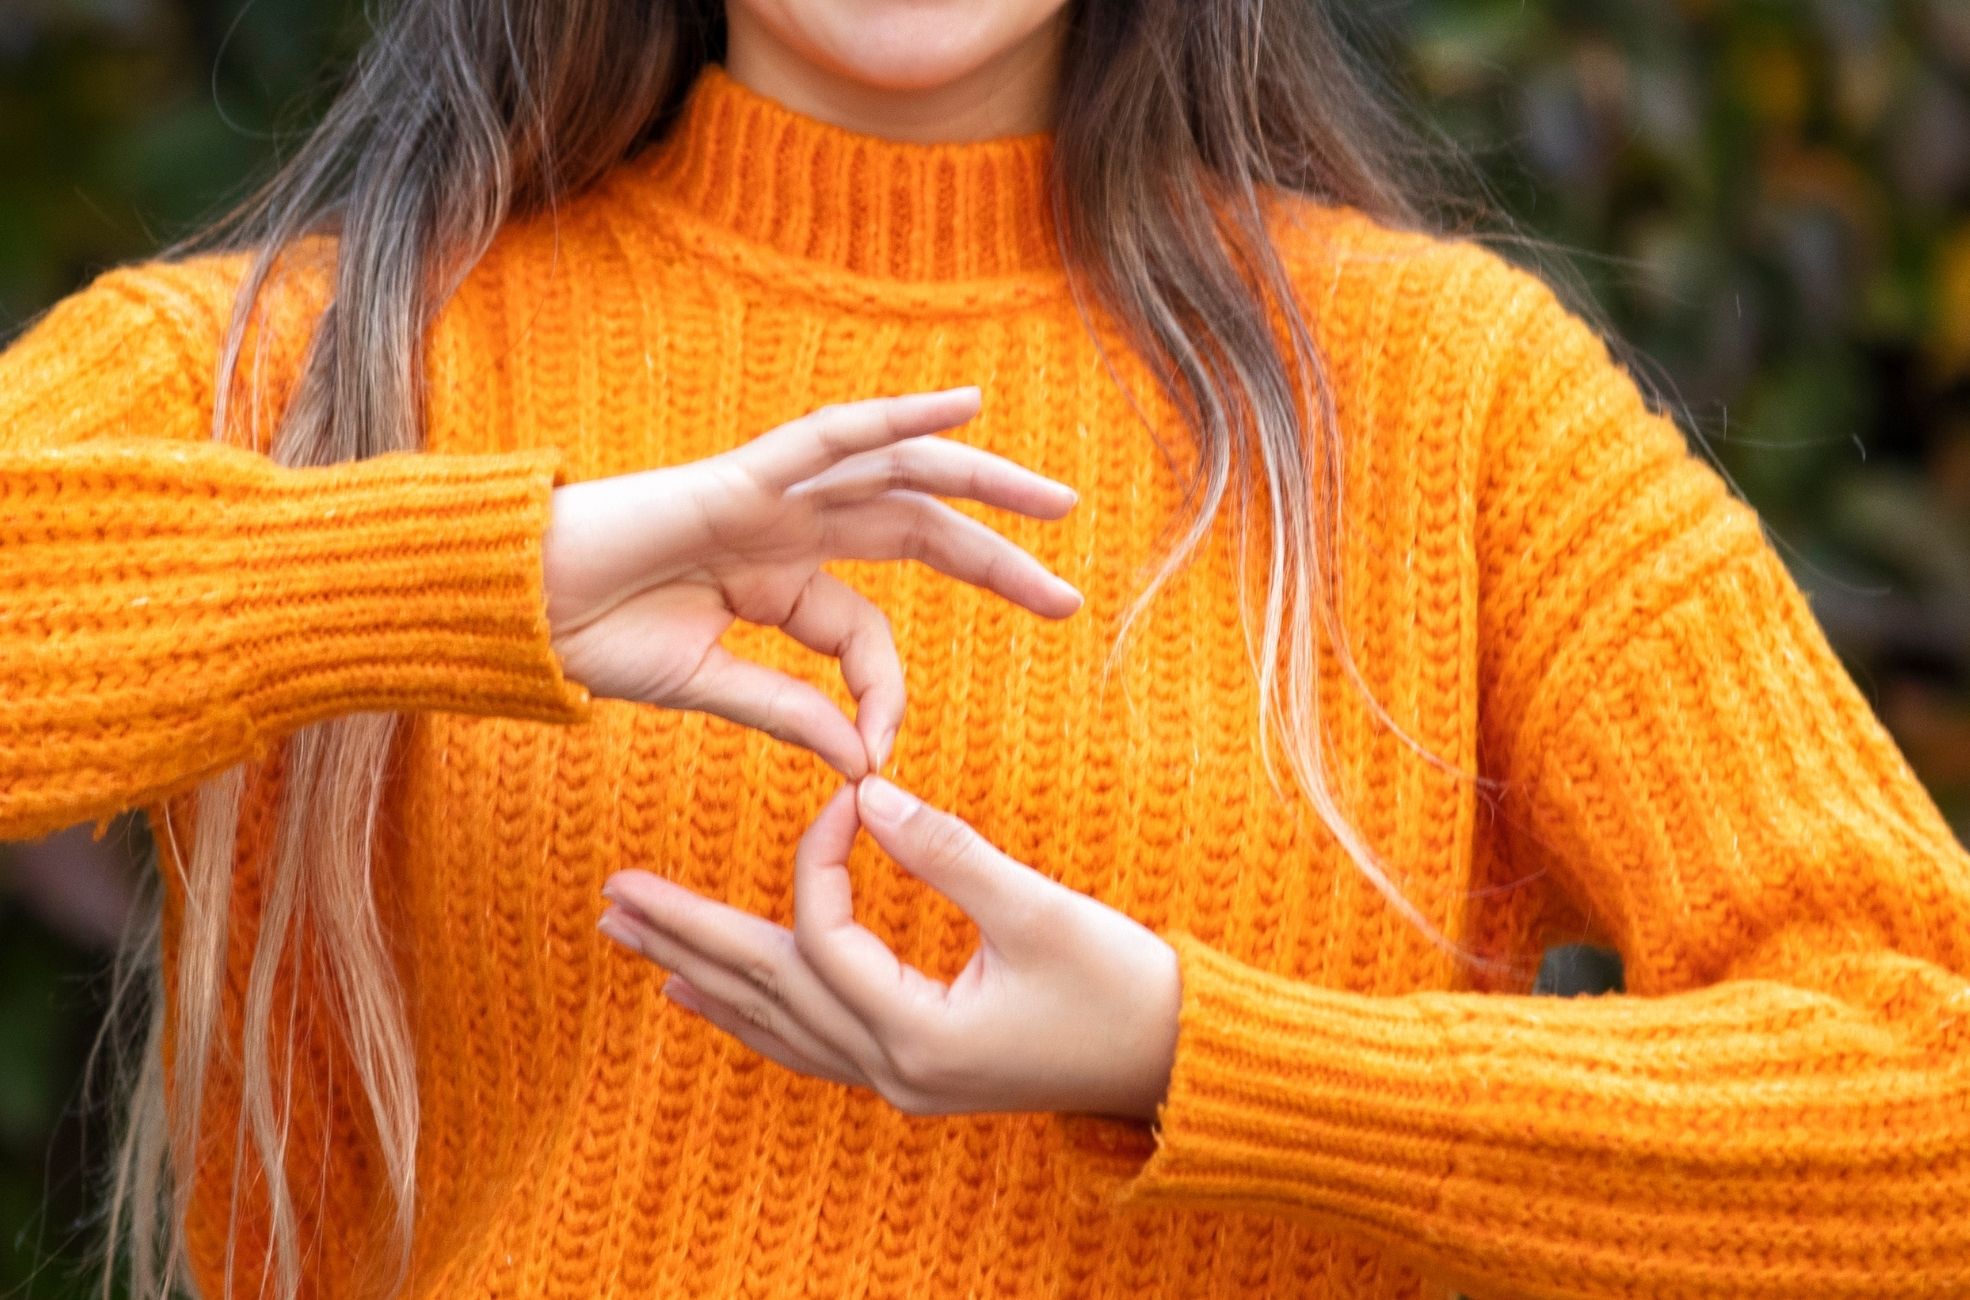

{"left": 1069, "top": 251, "right": 1970, "bottom": 1298}
{"left": 0, "top": 262, "right": 592, "bottom": 843}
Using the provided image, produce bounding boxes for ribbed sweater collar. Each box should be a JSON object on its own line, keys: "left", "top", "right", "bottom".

{"left": 623, "top": 63, "right": 1062, "bottom": 284}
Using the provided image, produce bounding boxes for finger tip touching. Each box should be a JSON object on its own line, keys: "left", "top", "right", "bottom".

{"left": 804, "top": 781, "right": 865, "bottom": 843}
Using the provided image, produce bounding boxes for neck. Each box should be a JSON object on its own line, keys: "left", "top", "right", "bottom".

{"left": 721, "top": 8, "right": 1067, "bottom": 142}
{"left": 622, "top": 64, "right": 1063, "bottom": 284}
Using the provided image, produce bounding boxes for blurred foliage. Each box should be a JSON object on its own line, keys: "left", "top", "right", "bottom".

{"left": 0, "top": 907, "right": 116, "bottom": 1299}
{"left": 1399, "top": 0, "right": 1970, "bottom": 833}
{"left": 2, "top": 0, "right": 1967, "bottom": 1294}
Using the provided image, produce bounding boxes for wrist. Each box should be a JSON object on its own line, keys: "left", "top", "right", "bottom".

{"left": 1113, "top": 933, "right": 1181, "bottom": 1123}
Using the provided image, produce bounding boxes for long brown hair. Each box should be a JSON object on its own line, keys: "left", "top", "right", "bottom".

{"left": 105, "top": 2, "right": 1486, "bottom": 1294}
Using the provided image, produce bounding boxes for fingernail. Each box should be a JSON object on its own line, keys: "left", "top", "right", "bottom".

{"left": 857, "top": 775, "right": 916, "bottom": 826}
{"left": 597, "top": 910, "right": 634, "bottom": 946}
{"left": 662, "top": 978, "right": 702, "bottom": 1013}
{"left": 601, "top": 874, "right": 642, "bottom": 906}
{"left": 602, "top": 876, "right": 669, "bottom": 920}
{"left": 877, "top": 727, "right": 897, "bottom": 772}
{"left": 599, "top": 892, "right": 646, "bottom": 928}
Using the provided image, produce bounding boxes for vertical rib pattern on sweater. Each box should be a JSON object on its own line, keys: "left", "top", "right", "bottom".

{"left": 3, "top": 64, "right": 1966, "bottom": 1299}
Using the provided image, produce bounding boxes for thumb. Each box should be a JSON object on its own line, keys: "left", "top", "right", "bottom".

{"left": 854, "top": 777, "right": 1053, "bottom": 946}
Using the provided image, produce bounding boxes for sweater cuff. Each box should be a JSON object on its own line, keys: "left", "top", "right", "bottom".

{"left": 225, "top": 443, "right": 594, "bottom": 733}
{"left": 1055, "top": 932, "right": 1460, "bottom": 1232}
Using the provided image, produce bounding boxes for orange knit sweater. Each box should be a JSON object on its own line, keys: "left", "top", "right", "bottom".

{"left": 3, "top": 66, "right": 1967, "bottom": 1300}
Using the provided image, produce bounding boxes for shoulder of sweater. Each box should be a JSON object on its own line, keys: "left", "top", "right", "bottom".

{"left": 1267, "top": 199, "right": 1630, "bottom": 410}
{"left": 39, "top": 236, "right": 337, "bottom": 373}
{"left": 1262, "top": 194, "right": 1598, "bottom": 354}
{"left": 0, "top": 238, "right": 341, "bottom": 455}
{"left": 1262, "top": 194, "right": 1699, "bottom": 477}
{"left": 35, "top": 200, "right": 615, "bottom": 385}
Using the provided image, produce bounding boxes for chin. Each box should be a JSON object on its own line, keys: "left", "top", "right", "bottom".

{"left": 732, "top": 0, "right": 1069, "bottom": 93}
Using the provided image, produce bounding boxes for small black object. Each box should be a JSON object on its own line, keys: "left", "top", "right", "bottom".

{"left": 1531, "top": 943, "right": 1626, "bottom": 997}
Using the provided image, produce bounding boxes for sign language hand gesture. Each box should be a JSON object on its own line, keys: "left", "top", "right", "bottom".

{"left": 542, "top": 388, "right": 1081, "bottom": 777}
{"left": 597, "top": 780, "right": 1181, "bottom": 1123}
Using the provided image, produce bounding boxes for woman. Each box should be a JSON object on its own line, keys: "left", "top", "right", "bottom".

{"left": 3, "top": 1, "right": 1965, "bottom": 1297}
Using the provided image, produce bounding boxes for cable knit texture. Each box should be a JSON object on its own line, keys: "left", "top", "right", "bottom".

{"left": 3, "top": 65, "right": 1967, "bottom": 1299}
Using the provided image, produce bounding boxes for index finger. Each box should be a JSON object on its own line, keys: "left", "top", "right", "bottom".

{"left": 734, "top": 387, "right": 983, "bottom": 492}
{"left": 773, "top": 573, "right": 905, "bottom": 772}
{"left": 792, "top": 786, "right": 948, "bottom": 1032}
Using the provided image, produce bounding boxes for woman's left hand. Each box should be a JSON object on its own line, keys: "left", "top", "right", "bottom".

{"left": 597, "top": 779, "right": 1181, "bottom": 1123}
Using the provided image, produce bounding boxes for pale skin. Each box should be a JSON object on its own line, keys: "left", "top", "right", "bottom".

{"left": 543, "top": 386, "right": 1082, "bottom": 776}
{"left": 546, "top": 0, "right": 1182, "bottom": 1125}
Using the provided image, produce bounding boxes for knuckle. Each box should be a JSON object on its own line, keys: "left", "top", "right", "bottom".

{"left": 818, "top": 418, "right": 857, "bottom": 458}
{"left": 879, "top": 1021, "right": 955, "bottom": 1096}
{"left": 756, "top": 679, "right": 798, "bottom": 741}
{"left": 863, "top": 603, "right": 895, "bottom": 646}
{"left": 900, "top": 503, "right": 934, "bottom": 559}
{"left": 979, "top": 550, "right": 1010, "bottom": 596}
{"left": 1011, "top": 889, "right": 1072, "bottom": 948}
{"left": 740, "top": 959, "right": 784, "bottom": 1005}
{"left": 769, "top": 579, "right": 811, "bottom": 630}
{"left": 701, "top": 458, "right": 761, "bottom": 515}
{"left": 791, "top": 917, "right": 828, "bottom": 965}
{"left": 916, "top": 815, "right": 976, "bottom": 874}
{"left": 737, "top": 999, "right": 777, "bottom": 1034}
{"left": 875, "top": 1079, "right": 940, "bottom": 1118}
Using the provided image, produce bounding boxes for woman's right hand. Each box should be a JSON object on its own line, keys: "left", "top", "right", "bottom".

{"left": 540, "top": 387, "right": 1080, "bottom": 779}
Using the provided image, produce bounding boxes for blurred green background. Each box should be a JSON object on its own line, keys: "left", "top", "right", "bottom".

{"left": 3, "top": 0, "right": 1967, "bottom": 1294}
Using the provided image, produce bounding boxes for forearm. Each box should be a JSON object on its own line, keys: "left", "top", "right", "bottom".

{"left": 1, "top": 439, "right": 590, "bottom": 841}
{"left": 1077, "top": 932, "right": 1968, "bottom": 1300}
